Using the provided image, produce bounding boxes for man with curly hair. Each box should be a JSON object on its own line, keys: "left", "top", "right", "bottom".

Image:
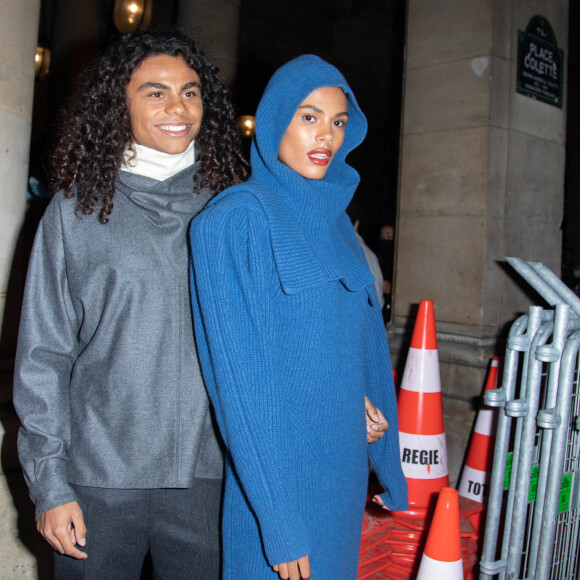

{"left": 13, "top": 30, "right": 249, "bottom": 579}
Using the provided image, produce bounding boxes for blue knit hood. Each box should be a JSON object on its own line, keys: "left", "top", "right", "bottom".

{"left": 206, "top": 54, "right": 375, "bottom": 296}
{"left": 250, "top": 54, "right": 368, "bottom": 219}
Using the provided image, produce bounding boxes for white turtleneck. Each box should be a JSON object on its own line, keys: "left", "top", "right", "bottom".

{"left": 122, "top": 141, "right": 196, "bottom": 181}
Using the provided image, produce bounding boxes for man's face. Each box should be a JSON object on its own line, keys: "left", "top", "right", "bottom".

{"left": 126, "top": 54, "right": 203, "bottom": 155}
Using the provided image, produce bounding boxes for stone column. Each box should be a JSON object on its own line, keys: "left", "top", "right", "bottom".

{"left": 177, "top": 0, "right": 241, "bottom": 88}
{"left": 0, "top": 0, "right": 40, "bottom": 350}
{"left": 391, "top": 0, "right": 568, "bottom": 484}
{"left": 0, "top": 2, "right": 47, "bottom": 576}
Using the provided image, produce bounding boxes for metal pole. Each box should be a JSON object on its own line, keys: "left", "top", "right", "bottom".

{"left": 506, "top": 320, "right": 554, "bottom": 577}
{"left": 527, "top": 304, "right": 572, "bottom": 574}
{"left": 506, "top": 257, "right": 570, "bottom": 308}
{"left": 479, "top": 308, "right": 546, "bottom": 578}
{"left": 535, "top": 330, "right": 580, "bottom": 577}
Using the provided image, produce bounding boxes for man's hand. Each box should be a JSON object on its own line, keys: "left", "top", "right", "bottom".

{"left": 273, "top": 554, "right": 311, "bottom": 579}
{"left": 365, "top": 396, "right": 389, "bottom": 443}
{"left": 37, "top": 501, "right": 87, "bottom": 559}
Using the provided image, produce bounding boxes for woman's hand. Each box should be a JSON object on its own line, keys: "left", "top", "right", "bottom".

{"left": 372, "top": 494, "right": 389, "bottom": 510}
{"left": 273, "top": 555, "right": 311, "bottom": 579}
{"left": 365, "top": 396, "right": 389, "bottom": 443}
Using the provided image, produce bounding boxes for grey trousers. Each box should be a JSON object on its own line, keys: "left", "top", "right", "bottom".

{"left": 54, "top": 478, "right": 222, "bottom": 580}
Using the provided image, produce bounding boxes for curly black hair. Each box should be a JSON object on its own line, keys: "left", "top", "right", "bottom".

{"left": 50, "top": 30, "right": 249, "bottom": 223}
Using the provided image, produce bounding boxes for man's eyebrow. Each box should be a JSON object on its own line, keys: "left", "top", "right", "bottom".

{"left": 181, "top": 81, "right": 202, "bottom": 90}
{"left": 297, "top": 104, "right": 349, "bottom": 117}
{"left": 136, "top": 81, "right": 201, "bottom": 92}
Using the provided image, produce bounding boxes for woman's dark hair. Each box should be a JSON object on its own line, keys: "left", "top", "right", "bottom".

{"left": 50, "top": 30, "right": 249, "bottom": 223}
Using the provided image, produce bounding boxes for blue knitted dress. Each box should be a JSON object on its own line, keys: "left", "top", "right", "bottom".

{"left": 189, "top": 55, "right": 408, "bottom": 579}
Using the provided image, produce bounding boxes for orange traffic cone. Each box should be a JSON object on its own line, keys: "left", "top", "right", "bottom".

{"left": 397, "top": 300, "right": 449, "bottom": 511}
{"left": 458, "top": 356, "right": 500, "bottom": 504}
{"left": 417, "top": 487, "right": 463, "bottom": 578}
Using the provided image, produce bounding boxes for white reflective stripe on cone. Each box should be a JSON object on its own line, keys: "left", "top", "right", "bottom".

{"left": 474, "top": 407, "right": 496, "bottom": 436}
{"left": 399, "top": 431, "right": 448, "bottom": 479}
{"left": 417, "top": 553, "right": 463, "bottom": 579}
{"left": 458, "top": 464, "right": 489, "bottom": 503}
{"left": 400, "top": 348, "right": 442, "bottom": 393}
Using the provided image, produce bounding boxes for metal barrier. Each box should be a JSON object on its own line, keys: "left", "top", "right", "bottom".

{"left": 479, "top": 258, "right": 580, "bottom": 579}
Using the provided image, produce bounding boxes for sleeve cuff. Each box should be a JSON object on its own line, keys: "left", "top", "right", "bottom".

{"left": 256, "top": 509, "right": 311, "bottom": 566}
{"left": 31, "top": 478, "right": 78, "bottom": 520}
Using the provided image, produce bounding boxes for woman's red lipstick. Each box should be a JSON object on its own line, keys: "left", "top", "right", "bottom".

{"left": 307, "top": 148, "right": 332, "bottom": 166}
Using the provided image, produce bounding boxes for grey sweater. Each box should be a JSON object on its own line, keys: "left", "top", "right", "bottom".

{"left": 14, "top": 163, "right": 223, "bottom": 518}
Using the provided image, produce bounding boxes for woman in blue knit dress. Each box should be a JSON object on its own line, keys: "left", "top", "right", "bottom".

{"left": 189, "top": 55, "right": 408, "bottom": 579}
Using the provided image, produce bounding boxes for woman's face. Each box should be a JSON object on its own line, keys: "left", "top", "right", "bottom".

{"left": 126, "top": 54, "right": 203, "bottom": 155}
{"left": 278, "top": 86, "right": 348, "bottom": 179}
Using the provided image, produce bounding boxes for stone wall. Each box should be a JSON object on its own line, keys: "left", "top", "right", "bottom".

{"left": 390, "top": 0, "right": 569, "bottom": 485}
